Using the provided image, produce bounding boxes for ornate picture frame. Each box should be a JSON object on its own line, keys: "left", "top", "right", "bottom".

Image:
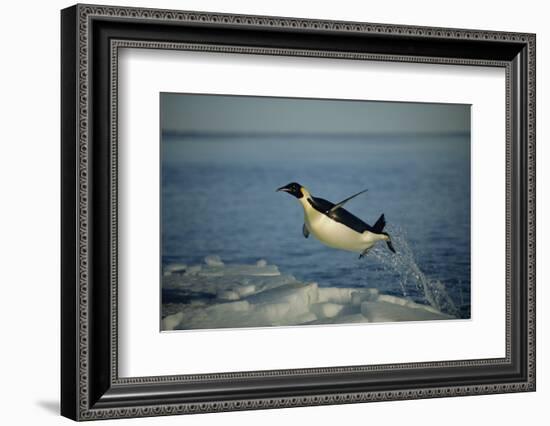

{"left": 61, "top": 4, "right": 535, "bottom": 421}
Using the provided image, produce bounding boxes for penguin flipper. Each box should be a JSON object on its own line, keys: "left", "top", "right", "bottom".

{"left": 328, "top": 189, "right": 368, "bottom": 213}
{"left": 302, "top": 223, "right": 310, "bottom": 238}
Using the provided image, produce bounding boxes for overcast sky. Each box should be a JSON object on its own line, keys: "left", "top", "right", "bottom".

{"left": 161, "top": 93, "right": 470, "bottom": 136}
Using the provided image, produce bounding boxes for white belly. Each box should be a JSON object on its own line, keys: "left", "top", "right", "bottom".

{"left": 304, "top": 209, "right": 379, "bottom": 253}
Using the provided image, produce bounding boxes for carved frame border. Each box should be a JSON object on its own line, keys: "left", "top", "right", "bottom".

{"left": 61, "top": 3, "right": 535, "bottom": 421}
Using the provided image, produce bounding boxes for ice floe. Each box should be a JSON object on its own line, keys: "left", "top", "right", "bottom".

{"left": 162, "top": 256, "right": 454, "bottom": 331}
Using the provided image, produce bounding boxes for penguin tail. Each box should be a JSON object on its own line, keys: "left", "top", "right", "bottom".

{"left": 372, "top": 214, "right": 395, "bottom": 253}
{"left": 372, "top": 214, "right": 386, "bottom": 233}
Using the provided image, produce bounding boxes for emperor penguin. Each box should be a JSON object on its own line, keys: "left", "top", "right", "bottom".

{"left": 277, "top": 182, "right": 396, "bottom": 258}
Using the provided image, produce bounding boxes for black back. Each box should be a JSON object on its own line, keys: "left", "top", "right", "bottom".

{"left": 308, "top": 197, "right": 375, "bottom": 234}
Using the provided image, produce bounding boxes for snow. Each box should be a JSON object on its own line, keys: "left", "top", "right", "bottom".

{"left": 360, "top": 301, "right": 453, "bottom": 322}
{"left": 351, "top": 289, "right": 380, "bottom": 306}
{"left": 217, "top": 290, "right": 240, "bottom": 301}
{"left": 311, "top": 303, "right": 345, "bottom": 319}
{"left": 317, "top": 287, "right": 354, "bottom": 304}
{"left": 162, "top": 257, "right": 455, "bottom": 331}
{"left": 162, "top": 263, "right": 187, "bottom": 276}
{"left": 162, "top": 312, "right": 184, "bottom": 330}
{"left": 204, "top": 255, "right": 224, "bottom": 267}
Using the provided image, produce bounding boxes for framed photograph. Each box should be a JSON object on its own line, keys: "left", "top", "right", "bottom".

{"left": 159, "top": 93, "right": 469, "bottom": 331}
{"left": 61, "top": 4, "right": 536, "bottom": 421}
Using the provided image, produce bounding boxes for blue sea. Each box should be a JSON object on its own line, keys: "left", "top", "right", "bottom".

{"left": 162, "top": 134, "right": 471, "bottom": 318}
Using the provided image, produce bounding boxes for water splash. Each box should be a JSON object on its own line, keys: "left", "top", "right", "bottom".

{"left": 369, "top": 225, "right": 460, "bottom": 318}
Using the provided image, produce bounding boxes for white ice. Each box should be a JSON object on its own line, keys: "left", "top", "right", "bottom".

{"left": 162, "top": 257, "right": 454, "bottom": 331}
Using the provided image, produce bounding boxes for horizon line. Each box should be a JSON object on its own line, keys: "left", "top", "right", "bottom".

{"left": 162, "top": 130, "right": 470, "bottom": 140}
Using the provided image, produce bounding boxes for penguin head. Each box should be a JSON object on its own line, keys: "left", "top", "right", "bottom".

{"left": 277, "top": 182, "right": 304, "bottom": 199}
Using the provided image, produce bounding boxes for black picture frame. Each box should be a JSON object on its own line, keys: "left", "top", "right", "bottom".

{"left": 61, "top": 4, "right": 536, "bottom": 421}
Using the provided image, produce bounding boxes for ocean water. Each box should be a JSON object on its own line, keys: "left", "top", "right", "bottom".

{"left": 161, "top": 134, "right": 471, "bottom": 318}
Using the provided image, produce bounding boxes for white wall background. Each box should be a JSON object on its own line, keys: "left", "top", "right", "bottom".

{"left": 0, "top": 0, "right": 546, "bottom": 424}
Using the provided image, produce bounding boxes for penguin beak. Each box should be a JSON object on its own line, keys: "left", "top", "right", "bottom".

{"left": 276, "top": 185, "right": 290, "bottom": 193}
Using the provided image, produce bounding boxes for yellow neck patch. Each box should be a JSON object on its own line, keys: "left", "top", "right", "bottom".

{"left": 300, "top": 186, "right": 312, "bottom": 200}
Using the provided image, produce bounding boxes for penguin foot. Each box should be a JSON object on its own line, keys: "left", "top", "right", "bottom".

{"left": 359, "top": 248, "right": 371, "bottom": 259}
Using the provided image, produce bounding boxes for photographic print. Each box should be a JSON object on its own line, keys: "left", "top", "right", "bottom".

{"left": 160, "top": 93, "right": 471, "bottom": 331}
